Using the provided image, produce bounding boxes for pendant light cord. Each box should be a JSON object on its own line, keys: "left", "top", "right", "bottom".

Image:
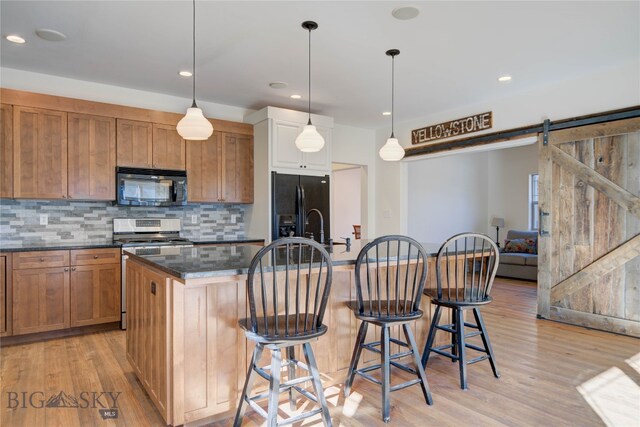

{"left": 191, "top": 0, "right": 197, "bottom": 108}
{"left": 307, "top": 26, "right": 312, "bottom": 125}
{"left": 391, "top": 54, "right": 395, "bottom": 138}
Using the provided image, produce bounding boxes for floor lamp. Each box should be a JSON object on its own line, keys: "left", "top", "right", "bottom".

{"left": 491, "top": 217, "right": 505, "bottom": 248}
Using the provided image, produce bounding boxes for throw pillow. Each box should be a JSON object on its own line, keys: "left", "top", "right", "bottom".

{"left": 503, "top": 238, "right": 537, "bottom": 254}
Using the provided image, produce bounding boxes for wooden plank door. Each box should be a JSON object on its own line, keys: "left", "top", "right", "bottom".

{"left": 538, "top": 117, "right": 640, "bottom": 337}
{"left": 68, "top": 113, "right": 116, "bottom": 200}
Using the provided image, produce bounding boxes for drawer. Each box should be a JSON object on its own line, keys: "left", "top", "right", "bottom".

{"left": 12, "top": 250, "right": 70, "bottom": 270}
{"left": 71, "top": 248, "right": 121, "bottom": 266}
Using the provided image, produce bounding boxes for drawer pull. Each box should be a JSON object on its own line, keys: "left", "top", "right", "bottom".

{"left": 93, "top": 255, "right": 99, "bottom": 259}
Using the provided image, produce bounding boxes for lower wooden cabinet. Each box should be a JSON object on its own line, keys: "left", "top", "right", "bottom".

{"left": 13, "top": 267, "right": 70, "bottom": 335}
{"left": 126, "top": 261, "right": 169, "bottom": 420}
{"left": 11, "top": 248, "right": 121, "bottom": 336}
{"left": 70, "top": 263, "right": 121, "bottom": 327}
{"left": 0, "top": 253, "right": 12, "bottom": 337}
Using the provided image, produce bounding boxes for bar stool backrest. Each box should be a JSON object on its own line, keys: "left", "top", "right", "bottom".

{"left": 354, "top": 235, "right": 428, "bottom": 317}
{"left": 246, "top": 237, "right": 333, "bottom": 339}
{"left": 435, "top": 233, "right": 500, "bottom": 302}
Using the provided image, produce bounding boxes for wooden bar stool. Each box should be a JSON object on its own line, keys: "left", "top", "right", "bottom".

{"left": 234, "top": 237, "right": 333, "bottom": 427}
{"left": 344, "top": 235, "right": 433, "bottom": 423}
{"left": 421, "top": 232, "right": 500, "bottom": 390}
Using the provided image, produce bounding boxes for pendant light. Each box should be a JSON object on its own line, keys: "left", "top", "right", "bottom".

{"left": 177, "top": 0, "right": 213, "bottom": 140}
{"left": 295, "top": 21, "right": 325, "bottom": 153}
{"left": 379, "top": 49, "right": 405, "bottom": 161}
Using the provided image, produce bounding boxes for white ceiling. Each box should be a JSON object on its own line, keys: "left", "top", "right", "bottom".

{"left": 1, "top": 1, "right": 638, "bottom": 128}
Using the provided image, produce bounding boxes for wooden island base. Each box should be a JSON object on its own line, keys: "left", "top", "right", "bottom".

{"left": 126, "top": 256, "right": 471, "bottom": 425}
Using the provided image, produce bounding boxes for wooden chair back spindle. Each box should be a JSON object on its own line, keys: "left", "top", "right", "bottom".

{"left": 246, "top": 237, "right": 333, "bottom": 341}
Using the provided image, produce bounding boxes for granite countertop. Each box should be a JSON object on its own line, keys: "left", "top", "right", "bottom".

{"left": 0, "top": 237, "right": 265, "bottom": 253}
{"left": 0, "top": 240, "right": 122, "bottom": 252}
{"left": 126, "top": 240, "right": 453, "bottom": 280}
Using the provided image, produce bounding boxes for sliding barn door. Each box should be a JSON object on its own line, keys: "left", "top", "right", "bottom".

{"left": 538, "top": 117, "right": 640, "bottom": 337}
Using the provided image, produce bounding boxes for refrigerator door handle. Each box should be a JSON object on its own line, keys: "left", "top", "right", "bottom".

{"left": 296, "top": 185, "right": 306, "bottom": 237}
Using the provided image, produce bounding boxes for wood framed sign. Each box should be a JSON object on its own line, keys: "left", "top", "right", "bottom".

{"left": 412, "top": 112, "right": 493, "bottom": 145}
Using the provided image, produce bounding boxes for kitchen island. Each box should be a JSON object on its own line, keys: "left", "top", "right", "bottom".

{"left": 125, "top": 241, "right": 486, "bottom": 425}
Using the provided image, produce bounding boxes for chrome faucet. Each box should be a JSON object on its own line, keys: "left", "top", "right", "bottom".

{"left": 305, "top": 209, "right": 325, "bottom": 244}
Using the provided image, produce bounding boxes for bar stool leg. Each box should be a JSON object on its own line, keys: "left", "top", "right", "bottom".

{"left": 286, "top": 346, "right": 297, "bottom": 410}
{"left": 473, "top": 308, "right": 500, "bottom": 378}
{"left": 381, "top": 325, "right": 391, "bottom": 422}
{"left": 421, "top": 305, "right": 442, "bottom": 367}
{"left": 451, "top": 307, "right": 458, "bottom": 363}
{"left": 402, "top": 324, "right": 433, "bottom": 405}
{"left": 303, "top": 342, "right": 333, "bottom": 427}
{"left": 344, "top": 321, "right": 368, "bottom": 396}
{"left": 234, "top": 344, "right": 264, "bottom": 427}
{"left": 267, "top": 348, "right": 282, "bottom": 427}
{"left": 456, "top": 308, "right": 468, "bottom": 390}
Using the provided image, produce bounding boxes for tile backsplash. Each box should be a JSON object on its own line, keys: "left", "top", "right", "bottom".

{"left": 0, "top": 200, "right": 246, "bottom": 245}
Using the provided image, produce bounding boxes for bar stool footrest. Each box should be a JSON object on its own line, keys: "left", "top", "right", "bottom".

{"left": 390, "top": 378, "right": 422, "bottom": 392}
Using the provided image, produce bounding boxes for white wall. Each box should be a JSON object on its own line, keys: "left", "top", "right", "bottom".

{"left": 376, "top": 60, "right": 640, "bottom": 238}
{"left": 332, "top": 167, "right": 362, "bottom": 241}
{"left": 406, "top": 151, "right": 490, "bottom": 243}
{"left": 332, "top": 123, "right": 376, "bottom": 238}
{"left": 487, "top": 143, "right": 539, "bottom": 237}
{"left": 0, "top": 67, "right": 252, "bottom": 122}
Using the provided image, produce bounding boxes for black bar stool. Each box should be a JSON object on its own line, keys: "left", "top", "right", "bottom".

{"left": 344, "top": 235, "right": 433, "bottom": 423}
{"left": 421, "top": 232, "right": 500, "bottom": 390}
{"left": 234, "top": 237, "right": 333, "bottom": 427}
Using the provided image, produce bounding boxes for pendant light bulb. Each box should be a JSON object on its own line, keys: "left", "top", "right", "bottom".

{"left": 295, "top": 21, "right": 325, "bottom": 153}
{"left": 379, "top": 49, "right": 404, "bottom": 161}
{"left": 178, "top": 0, "right": 213, "bottom": 141}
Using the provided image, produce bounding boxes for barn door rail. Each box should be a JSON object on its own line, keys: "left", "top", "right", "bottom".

{"left": 406, "top": 105, "right": 640, "bottom": 158}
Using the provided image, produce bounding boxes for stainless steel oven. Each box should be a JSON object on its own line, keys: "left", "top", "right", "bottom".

{"left": 116, "top": 167, "right": 187, "bottom": 207}
{"left": 114, "top": 218, "right": 192, "bottom": 329}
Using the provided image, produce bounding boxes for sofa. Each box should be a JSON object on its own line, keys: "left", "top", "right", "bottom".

{"left": 496, "top": 230, "right": 538, "bottom": 281}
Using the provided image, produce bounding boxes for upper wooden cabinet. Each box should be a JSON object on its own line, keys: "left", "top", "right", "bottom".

{"left": 221, "top": 132, "right": 253, "bottom": 203}
{"left": 116, "top": 119, "right": 153, "bottom": 168}
{"left": 186, "top": 131, "right": 253, "bottom": 203}
{"left": 1, "top": 105, "right": 13, "bottom": 198}
{"left": 13, "top": 107, "right": 68, "bottom": 199}
{"left": 186, "top": 132, "right": 221, "bottom": 202}
{"left": 68, "top": 113, "right": 116, "bottom": 200}
{"left": 152, "top": 124, "right": 186, "bottom": 170}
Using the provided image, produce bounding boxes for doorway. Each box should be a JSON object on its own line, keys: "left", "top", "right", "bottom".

{"left": 331, "top": 163, "right": 367, "bottom": 241}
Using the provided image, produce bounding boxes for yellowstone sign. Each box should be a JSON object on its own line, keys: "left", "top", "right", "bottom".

{"left": 411, "top": 112, "right": 493, "bottom": 145}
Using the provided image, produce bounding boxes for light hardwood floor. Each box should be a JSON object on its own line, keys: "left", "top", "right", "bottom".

{"left": 1, "top": 278, "right": 639, "bottom": 426}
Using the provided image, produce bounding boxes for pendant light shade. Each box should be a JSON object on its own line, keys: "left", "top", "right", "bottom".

{"left": 295, "top": 21, "right": 325, "bottom": 153}
{"left": 177, "top": 0, "right": 213, "bottom": 141}
{"left": 177, "top": 107, "right": 213, "bottom": 140}
{"left": 379, "top": 49, "right": 405, "bottom": 161}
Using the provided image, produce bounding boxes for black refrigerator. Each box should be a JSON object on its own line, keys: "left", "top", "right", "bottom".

{"left": 272, "top": 172, "right": 330, "bottom": 243}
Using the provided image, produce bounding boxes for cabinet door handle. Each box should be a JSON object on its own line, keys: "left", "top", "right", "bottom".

{"left": 64, "top": 268, "right": 69, "bottom": 272}
{"left": 71, "top": 267, "right": 76, "bottom": 271}
{"left": 151, "top": 281, "right": 157, "bottom": 295}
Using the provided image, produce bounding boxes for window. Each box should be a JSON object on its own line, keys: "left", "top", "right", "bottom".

{"left": 529, "top": 173, "right": 539, "bottom": 230}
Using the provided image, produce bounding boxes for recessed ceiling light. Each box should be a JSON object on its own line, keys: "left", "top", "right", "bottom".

{"left": 382, "top": 111, "right": 392, "bottom": 116}
{"left": 392, "top": 6, "right": 420, "bottom": 20}
{"left": 179, "top": 70, "right": 193, "bottom": 77}
{"left": 498, "top": 75, "right": 512, "bottom": 82}
{"left": 290, "top": 94, "right": 302, "bottom": 99}
{"left": 269, "top": 82, "right": 288, "bottom": 89}
{"left": 35, "top": 28, "right": 66, "bottom": 42}
{"left": 6, "top": 35, "right": 25, "bottom": 44}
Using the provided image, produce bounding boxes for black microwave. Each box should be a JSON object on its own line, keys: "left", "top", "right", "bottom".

{"left": 116, "top": 167, "right": 187, "bottom": 207}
